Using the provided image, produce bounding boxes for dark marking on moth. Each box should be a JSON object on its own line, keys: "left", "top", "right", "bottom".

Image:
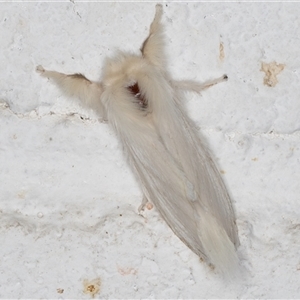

{"left": 127, "top": 82, "right": 148, "bottom": 109}
{"left": 140, "top": 38, "right": 148, "bottom": 55}
{"left": 69, "top": 73, "right": 91, "bottom": 83}
{"left": 140, "top": 37, "right": 149, "bottom": 56}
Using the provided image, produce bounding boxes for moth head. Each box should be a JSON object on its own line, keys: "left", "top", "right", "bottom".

{"left": 102, "top": 52, "right": 146, "bottom": 87}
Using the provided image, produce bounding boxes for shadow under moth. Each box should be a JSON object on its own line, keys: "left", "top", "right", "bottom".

{"left": 37, "top": 4, "right": 240, "bottom": 276}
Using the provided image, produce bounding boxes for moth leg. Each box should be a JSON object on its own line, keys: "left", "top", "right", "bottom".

{"left": 138, "top": 195, "right": 154, "bottom": 213}
{"left": 36, "top": 65, "right": 105, "bottom": 118}
{"left": 172, "top": 74, "right": 228, "bottom": 94}
{"left": 140, "top": 4, "right": 165, "bottom": 68}
{"left": 138, "top": 196, "right": 148, "bottom": 213}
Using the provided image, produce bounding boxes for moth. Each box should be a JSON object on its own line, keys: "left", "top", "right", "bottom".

{"left": 37, "top": 4, "right": 240, "bottom": 275}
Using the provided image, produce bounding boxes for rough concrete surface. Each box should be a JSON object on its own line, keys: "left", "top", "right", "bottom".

{"left": 1, "top": 2, "right": 300, "bottom": 298}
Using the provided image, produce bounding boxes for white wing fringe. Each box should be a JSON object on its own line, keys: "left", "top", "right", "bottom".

{"left": 197, "top": 209, "right": 239, "bottom": 276}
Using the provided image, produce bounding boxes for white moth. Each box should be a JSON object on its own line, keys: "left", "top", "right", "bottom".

{"left": 37, "top": 4, "right": 240, "bottom": 275}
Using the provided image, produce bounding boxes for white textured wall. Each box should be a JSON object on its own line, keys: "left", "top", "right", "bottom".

{"left": 1, "top": 2, "right": 299, "bottom": 298}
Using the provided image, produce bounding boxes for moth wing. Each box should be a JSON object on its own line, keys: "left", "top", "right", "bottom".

{"left": 102, "top": 68, "right": 239, "bottom": 273}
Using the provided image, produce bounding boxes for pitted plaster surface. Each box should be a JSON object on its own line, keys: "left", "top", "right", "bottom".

{"left": 1, "top": 2, "right": 300, "bottom": 298}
